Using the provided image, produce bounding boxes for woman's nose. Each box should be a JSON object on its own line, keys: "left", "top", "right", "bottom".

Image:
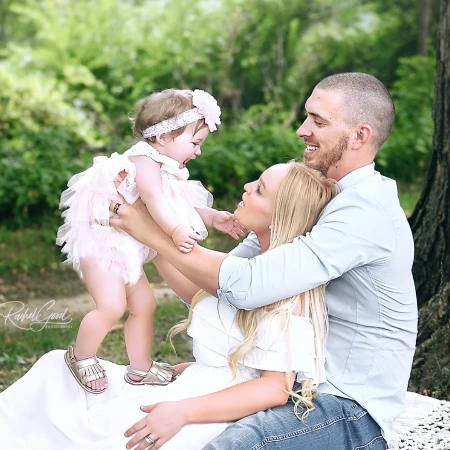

{"left": 195, "top": 148, "right": 202, "bottom": 156}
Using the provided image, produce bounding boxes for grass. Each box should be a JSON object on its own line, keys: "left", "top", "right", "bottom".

{"left": 0, "top": 299, "right": 191, "bottom": 392}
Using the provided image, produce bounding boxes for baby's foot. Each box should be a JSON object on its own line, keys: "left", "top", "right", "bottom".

{"left": 125, "top": 361, "right": 175, "bottom": 386}
{"left": 126, "top": 362, "right": 153, "bottom": 383}
{"left": 65, "top": 346, "right": 108, "bottom": 394}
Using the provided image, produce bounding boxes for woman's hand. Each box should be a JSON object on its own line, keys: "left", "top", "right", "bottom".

{"left": 212, "top": 211, "right": 246, "bottom": 240}
{"left": 109, "top": 198, "right": 159, "bottom": 245}
{"left": 125, "top": 401, "right": 188, "bottom": 449}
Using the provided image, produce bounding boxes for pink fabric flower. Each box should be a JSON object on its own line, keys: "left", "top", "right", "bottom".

{"left": 192, "top": 89, "right": 222, "bottom": 132}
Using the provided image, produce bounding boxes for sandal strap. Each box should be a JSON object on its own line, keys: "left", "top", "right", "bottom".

{"left": 127, "top": 361, "right": 175, "bottom": 384}
{"left": 67, "top": 346, "right": 107, "bottom": 385}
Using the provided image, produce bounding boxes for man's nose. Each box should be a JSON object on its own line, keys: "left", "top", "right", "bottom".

{"left": 296, "top": 121, "right": 311, "bottom": 138}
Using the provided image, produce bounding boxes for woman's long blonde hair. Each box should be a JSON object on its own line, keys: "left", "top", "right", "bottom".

{"left": 169, "top": 162, "right": 337, "bottom": 417}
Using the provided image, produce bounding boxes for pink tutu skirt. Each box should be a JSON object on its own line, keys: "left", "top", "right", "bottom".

{"left": 56, "top": 144, "right": 212, "bottom": 286}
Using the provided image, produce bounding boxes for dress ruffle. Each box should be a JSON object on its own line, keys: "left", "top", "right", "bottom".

{"left": 187, "top": 295, "right": 318, "bottom": 383}
{"left": 56, "top": 141, "right": 213, "bottom": 285}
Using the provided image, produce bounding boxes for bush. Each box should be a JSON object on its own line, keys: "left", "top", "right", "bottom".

{"left": 0, "top": 65, "right": 101, "bottom": 226}
{"left": 190, "top": 104, "right": 302, "bottom": 201}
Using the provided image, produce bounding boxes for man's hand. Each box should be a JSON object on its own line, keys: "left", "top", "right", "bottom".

{"left": 171, "top": 224, "right": 203, "bottom": 253}
{"left": 124, "top": 401, "right": 188, "bottom": 449}
{"left": 212, "top": 211, "right": 246, "bottom": 240}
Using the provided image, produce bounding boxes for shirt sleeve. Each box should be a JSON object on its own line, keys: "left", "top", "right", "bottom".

{"left": 217, "top": 189, "right": 396, "bottom": 310}
{"left": 227, "top": 232, "right": 261, "bottom": 258}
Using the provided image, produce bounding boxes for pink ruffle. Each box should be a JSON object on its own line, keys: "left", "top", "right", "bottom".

{"left": 57, "top": 144, "right": 213, "bottom": 286}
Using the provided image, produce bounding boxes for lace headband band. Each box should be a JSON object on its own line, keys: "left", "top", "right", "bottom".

{"left": 142, "top": 89, "right": 221, "bottom": 138}
{"left": 142, "top": 108, "right": 204, "bottom": 138}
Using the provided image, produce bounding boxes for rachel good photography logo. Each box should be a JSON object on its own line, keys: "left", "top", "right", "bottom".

{"left": 0, "top": 300, "right": 72, "bottom": 331}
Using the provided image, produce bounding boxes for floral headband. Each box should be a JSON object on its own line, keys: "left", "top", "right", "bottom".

{"left": 142, "top": 89, "right": 221, "bottom": 138}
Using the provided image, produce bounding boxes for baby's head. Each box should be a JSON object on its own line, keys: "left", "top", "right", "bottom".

{"left": 131, "top": 89, "right": 221, "bottom": 143}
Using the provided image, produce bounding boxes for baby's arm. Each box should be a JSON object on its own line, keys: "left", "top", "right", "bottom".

{"left": 196, "top": 206, "right": 245, "bottom": 240}
{"left": 131, "top": 156, "right": 201, "bottom": 252}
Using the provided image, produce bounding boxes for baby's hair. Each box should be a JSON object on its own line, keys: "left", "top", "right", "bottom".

{"left": 131, "top": 89, "right": 206, "bottom": 142}
{"left": 169, "top": 162, "right": 337, "bottom": 418}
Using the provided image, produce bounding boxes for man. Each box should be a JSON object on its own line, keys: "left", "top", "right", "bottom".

{"left": 112, "top": 73, "right": 418, "bottom": 449}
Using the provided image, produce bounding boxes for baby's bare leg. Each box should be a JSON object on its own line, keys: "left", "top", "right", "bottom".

{"left": 124, "top": 274, "right": 155, "bottom": 376}
{"left": 76, "top": 256, "right": 127, "bottom": 390}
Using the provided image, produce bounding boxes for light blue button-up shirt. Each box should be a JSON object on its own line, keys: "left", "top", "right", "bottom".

{"left": 217, "top": 164, "right": 418, "bottom": 443}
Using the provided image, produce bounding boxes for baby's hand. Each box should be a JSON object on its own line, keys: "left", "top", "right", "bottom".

{"left": 212, "top": 211, "right": 246, "bottom": 240}
{"left": 171, "top": 224, "right": 202, "bottom": 253}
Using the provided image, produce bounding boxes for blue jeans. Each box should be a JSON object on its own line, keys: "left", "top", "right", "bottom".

{"left": 203, "top": 393, "right": 386, "bottom": 450}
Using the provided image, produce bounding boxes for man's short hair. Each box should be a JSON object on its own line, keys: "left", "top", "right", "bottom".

{"left": 316, "top": 73, "right": 395, "bottom": 150}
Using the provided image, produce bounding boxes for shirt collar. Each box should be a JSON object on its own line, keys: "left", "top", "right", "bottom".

{"left": 337, "top": 163, "right": 376, "bottom": 191}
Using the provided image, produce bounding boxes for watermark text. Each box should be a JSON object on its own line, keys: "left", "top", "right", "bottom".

{"left": 0, "top": 300, "right": 72, "bottom": 332}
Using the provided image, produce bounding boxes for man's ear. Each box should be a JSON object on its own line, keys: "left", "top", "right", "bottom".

{"left": 352, "top": 124, "right": 372, "bottom": 149}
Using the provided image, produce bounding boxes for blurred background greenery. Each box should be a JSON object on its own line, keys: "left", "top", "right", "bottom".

{"left": 0, "top": 0, "right": 437, "bottom": 228}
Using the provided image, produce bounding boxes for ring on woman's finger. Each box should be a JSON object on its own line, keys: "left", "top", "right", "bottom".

{"left": 113, "top": 203, "right": 121, "bottom": 215}
{"left": 144, "top": 435, "right": 155, "bottom": 446}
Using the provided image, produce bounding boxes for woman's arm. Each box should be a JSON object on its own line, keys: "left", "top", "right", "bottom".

{"left": 152, "top": 255, "right": 201, "bottom": 304}
{"left": 110, "top": 199, "right": 226, "bottom": 296}
{"left": 124, "top": 370, "right": 294, "bottom": 449}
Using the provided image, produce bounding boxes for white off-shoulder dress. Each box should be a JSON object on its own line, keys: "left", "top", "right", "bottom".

{"left": 0, "top": 294, "right": 319, "bottom": 450}
{"left": 56, "top": 141, "right": 213, "bottom": 285}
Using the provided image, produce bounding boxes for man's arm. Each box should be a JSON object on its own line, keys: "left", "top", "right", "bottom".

{"left": 111, "top": 190, "right": 395, "bottom": 308}
{"left": 218, "top": 191, "right": 396, "bottom": 308}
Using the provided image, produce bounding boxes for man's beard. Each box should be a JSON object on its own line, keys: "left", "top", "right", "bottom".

{"left": 303, "top": 135, "right": 349, "bottom": 175}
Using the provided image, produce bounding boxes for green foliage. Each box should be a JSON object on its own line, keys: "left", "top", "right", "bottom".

{"left": 0, "top": 0, "right": 436, "bottom": 226}
{"left": 376, "top": 55, "right": 435, "bottom": 182}
{"left": 0, "top": 63, "right": 100, "bottom": 226}
{"left": 190, "top": 105, "right": 301, "bottom": 200}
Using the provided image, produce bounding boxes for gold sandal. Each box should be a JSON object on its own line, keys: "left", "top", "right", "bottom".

{"left": 64, "top": 345, "right": 108, "bottom": 394}
{"left": 124, "top": 361, "right": 175, "bottom": 386}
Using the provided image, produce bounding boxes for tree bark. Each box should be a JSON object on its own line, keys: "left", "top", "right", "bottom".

{"left": 419, "top": 0, "right": 434, "bottom": 55}
{"left": 408, "top": 0, "right": 450, "bottom": 398}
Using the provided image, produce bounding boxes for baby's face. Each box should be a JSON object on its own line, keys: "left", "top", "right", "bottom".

{"left": 163, "top": 124, "right": 209, "bottom": 169}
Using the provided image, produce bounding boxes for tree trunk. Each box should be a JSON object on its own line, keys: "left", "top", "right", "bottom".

{"left": 419, "top": 0, "right": 434, "bottom": 55}
{"left": 408, "top": 0, "right": 450, "bottom": 399}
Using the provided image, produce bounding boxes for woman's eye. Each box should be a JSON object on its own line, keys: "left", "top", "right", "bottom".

{"left": 256, "top": 185, "right": 261, "bottom": 194}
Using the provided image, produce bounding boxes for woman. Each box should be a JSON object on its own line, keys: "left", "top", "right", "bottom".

{"left": 0, "top": 162, "right": 336, "bottom": 449}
